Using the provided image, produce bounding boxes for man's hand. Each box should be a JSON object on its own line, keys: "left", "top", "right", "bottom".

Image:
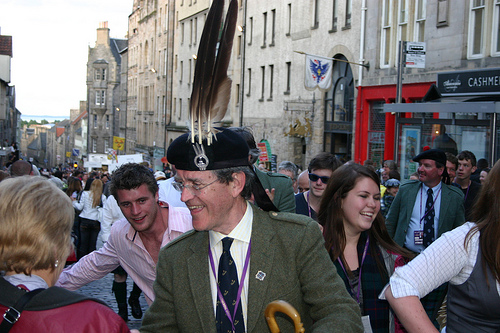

{"left": 265, "top": 188, "right": 276, "bottom": 202}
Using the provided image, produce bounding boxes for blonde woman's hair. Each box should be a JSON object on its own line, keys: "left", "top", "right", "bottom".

{"left": 0, "top": 176, "right": 74, "bottom": 274}
{"left": 90, "top": 179, "right": 103, "bottom": 208}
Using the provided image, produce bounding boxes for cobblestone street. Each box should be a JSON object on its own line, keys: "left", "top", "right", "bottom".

{"left": 74, "top": 273, "right": 148, "bottom": 330}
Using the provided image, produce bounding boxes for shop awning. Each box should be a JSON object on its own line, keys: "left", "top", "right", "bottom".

{"left": 383, "top": 100, "right": 498, "bottom": 113}
{"left": 384, "top": 83, "right": 500, "bottom": 113}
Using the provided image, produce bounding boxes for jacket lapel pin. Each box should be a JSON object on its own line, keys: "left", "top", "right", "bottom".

{"left": 256, "top": 271, "right": 266, "bottom": 281}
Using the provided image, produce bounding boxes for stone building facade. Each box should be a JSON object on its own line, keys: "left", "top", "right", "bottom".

{"left": 127, "top": 0, "right": 176, "bottom": 169}
{"left": 86, "top": 22, "right": 127, "bottom": 156}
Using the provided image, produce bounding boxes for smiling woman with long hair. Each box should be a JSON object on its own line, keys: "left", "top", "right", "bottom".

{"left": 318, "top": 163, "right": 413, "bottom": 333}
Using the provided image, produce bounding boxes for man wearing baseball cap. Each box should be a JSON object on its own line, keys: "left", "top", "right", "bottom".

{"left": 138, "top": 128, "right": 362, "bottom": 332}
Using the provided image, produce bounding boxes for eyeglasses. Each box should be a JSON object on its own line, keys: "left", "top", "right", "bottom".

{"left": 308, "top": 173, "right": 330, "bottom": 184}
{"left": 172, "top": 178, "right": 218, "bottom": 195}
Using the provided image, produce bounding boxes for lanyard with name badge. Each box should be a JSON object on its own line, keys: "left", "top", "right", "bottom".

{"left": 208, "top": 240, "right": 251, "bottom": 333}
{"left": 414, "top": 186, "right": 441, "bottom": 245}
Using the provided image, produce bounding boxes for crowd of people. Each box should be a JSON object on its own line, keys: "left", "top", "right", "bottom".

{"left": 1, "top": 0, "right": 498, "bottom": 330}
{"left": 1, "top": 132, "right": 498, "bottom": 333}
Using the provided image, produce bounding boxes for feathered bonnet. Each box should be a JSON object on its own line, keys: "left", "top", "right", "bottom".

{"left": 167, "top": 0, "right": 247, "bottom": 171}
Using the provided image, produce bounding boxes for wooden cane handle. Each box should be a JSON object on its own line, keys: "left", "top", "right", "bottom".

{"left": 265, "top": 300, "right": 305, "bottom": 333}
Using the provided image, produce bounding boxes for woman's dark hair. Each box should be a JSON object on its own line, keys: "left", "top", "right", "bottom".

{"left": 318, "top": 164, "right": 413, "bottom": 278}
{"left": 66, "top": 176, "right": 82, "bottom": 197}
{"left": 83, "top": 178, "right": 94, "bottom": 191}
{"left": 467, "top": 159, "right": 500, "bottom": 285}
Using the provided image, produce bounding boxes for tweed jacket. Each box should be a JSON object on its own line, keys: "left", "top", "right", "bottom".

{"left": 140, "top": 204, "right": 363, "bottom": 333}
{"left": 386, "top": 180, "right": 465, "bottom": 247}
{"left": 255, "top": 168, "right": 296, "bottom": 213}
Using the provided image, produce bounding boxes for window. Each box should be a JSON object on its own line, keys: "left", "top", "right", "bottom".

{"left": 237, "top": 35, "right": 242, "bottom": 56}
{"left": 414, "top": 0, "right": 426, "bottom": 42}
{"left": 190, "top": 19, "right": 193, "bottom": 46}
{"left": 94, "top": 68, "right": 106, "bottom": 81}
{"left": 194, "top": 17, "right": 198, "bottom": 45}
{"left": 398, "top": 0, "right": 408, "bottom": 41}
{"left": 95, "top": 90, "right": 106, "bottom": 106}
{"left": 287, "top": 4, "right": 292, "bottom": 36}
{"left": 345, "top": 0, "right": 352, "bottom": 28}
{"left": 367, "top": 101, "right": 386, "bottom": 166}
{"left": 248, "top": 17, "right": 253, "bottom": 45}
{"left": 104, "top": 138, "right": 109, "bottom": 152}
{"left": 235, "top": 84, "right": 240, "bottom": 105}
{"left": 262, "top": 12, "right": 267, "bottom": 47}
{"left": 469, "top": 0, "right": 485, "bottom": 58}
{"left": 180, "top": 61, "right": 184, "bottom": 82}
{"left": 92, "top": 138, "right": 97, "bottom": 153}
{"left": 179, "top": 98, "right": 183, "bottom": 119}
{"left": 330, "top": 0, "right": 338, "bottom": 32}
{"left": 181, "top": 22, "right": 185, "bottom": 44}
{"left": 270, "top": 9, "right": 276, "bottom": 46}
{"left": 260, "top": 66, "right": 265, "bottom": 100}
{"left": 106, "top": 115, "right": 110, "bottom": 129}
{"left": 493, "top": 0, "right": 500, "bottom": 55}
{"left": 94, "top": 115, "right": 98, "bottom": 129}
{"left": 188, "top": 59, "right": 192, "bottom": 84}
{"left": 247, "top": 68, "right": 252, "bottom": 96}
{"left": 164, "top": 48, "right": 168, "bottom": 75}
{"left": 380, "top": 0, "right": 392, "bottom": 67}
{"left": 285, "top": 62, "right": 291, "bottom": 94}
{"left": 312, "top": 0, "right": 319, "bottom": 29}
{"left": 268, "top": 65, "right": 274, "bottom": 99}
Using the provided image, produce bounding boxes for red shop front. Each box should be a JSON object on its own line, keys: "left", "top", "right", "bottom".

{"left": 354, "top": 82, "right": 434, "bottom": 166}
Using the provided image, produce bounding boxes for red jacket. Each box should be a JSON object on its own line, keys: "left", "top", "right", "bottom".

{"left": 0, "top": 278, "right": 129, "bottom": 333}
{"left": 0, "top": 301, "right": 130, "bottom": 333}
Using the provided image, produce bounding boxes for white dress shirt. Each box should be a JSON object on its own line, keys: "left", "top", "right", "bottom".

{"left": 209, "top": 201, "right": 253, "bottom": 330}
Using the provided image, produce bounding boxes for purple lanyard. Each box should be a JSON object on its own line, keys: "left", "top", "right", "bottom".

{"left": 306, "top": 192, "right": 312, "bottom": 218}
{"left": 419, "top": 186, "right": 441, "bottom": 225}
{"left": 336, "top": 236, "right": 369, "bottom": 305}
{"left": 209, "top": 239, "right": 252, "bottom": 332}
{"left": 463, "top": 182, "right": 471, "bottom": 201}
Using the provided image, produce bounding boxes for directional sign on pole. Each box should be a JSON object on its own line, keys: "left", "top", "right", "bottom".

{"left": 405, "top": 42, "right": 426, "bottom": 68}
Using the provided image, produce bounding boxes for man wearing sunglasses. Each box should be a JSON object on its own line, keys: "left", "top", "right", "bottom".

{"left": 295, "top": 152, "right": 342, "bottom": 222}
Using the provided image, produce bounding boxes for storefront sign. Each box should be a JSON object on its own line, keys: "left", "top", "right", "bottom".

{"left": 257, "top": 141, "right": 269, "bottom": 162}
{"left": 437, "top": 68, "right": 500, "bottom": 96}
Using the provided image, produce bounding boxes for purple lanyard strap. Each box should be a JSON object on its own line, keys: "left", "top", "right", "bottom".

{"left": 209, "top": 239, "right": 252, "bottom": 332}
{"left": 419, "top": 186, "right": 441, "bottom": 225}
{"left": 336, "top": 236, "right": 369, "bottom": 305}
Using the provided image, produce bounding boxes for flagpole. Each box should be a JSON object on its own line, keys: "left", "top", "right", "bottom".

{"left": 295, "top": 51, "right": 370, "bottom": 69}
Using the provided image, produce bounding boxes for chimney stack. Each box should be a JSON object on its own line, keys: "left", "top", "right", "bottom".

{"left": 96, "top": 21, "right": 110, "bottom": 46}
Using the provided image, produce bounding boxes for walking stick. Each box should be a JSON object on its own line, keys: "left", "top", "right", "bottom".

{"left": 265, "top": 300, "right": 305, "bottom": 333}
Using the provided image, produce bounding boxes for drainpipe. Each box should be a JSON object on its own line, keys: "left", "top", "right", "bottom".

{"left": 358, "top": 0, "right": 367, "bottom": 85}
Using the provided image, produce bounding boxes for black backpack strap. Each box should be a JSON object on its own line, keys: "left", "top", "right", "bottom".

{"left": 0, "top": 288, "right": 44, "bottom": 333}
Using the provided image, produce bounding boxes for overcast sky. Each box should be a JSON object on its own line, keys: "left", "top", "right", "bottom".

{"left": 1, "top": 0, "right": 131, "bottom": 118}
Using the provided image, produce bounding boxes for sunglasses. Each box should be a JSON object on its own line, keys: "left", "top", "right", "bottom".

{"left": 308, "top": 173, "right": 330, "bottom": 184}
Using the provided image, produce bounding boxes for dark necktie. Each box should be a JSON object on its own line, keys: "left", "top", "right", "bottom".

{"left": 216, "top": 237, "right": 245, "bottom": 333}
{"left": 423, "top": 188, "right": 435, "bottom": 247}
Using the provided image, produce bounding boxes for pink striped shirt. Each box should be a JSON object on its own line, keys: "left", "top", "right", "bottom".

{"left": 56, "top": 205, "right": 193, "bottom": 305}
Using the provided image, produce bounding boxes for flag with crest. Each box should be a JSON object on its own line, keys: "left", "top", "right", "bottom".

{"left": 304, "top": 54, "right": 333, "bottom": 91}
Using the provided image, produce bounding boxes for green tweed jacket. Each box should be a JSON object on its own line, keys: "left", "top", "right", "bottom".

{"left": 140, "top": 204, "right": 363, "bottom": 333}
{"left": 386, "top": 180, "right": 465, "bottom": 246}
{"left": 255, "top": 168, "right": 296, "bottom": 213}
